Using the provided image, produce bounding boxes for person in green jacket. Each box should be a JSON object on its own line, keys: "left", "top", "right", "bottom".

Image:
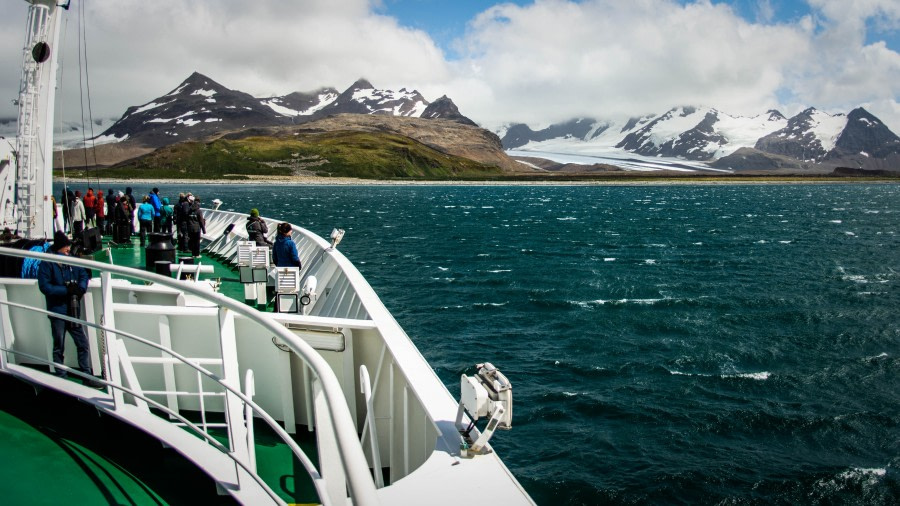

{"left": 160, "top": 197, "right": 175, "bottom": 235}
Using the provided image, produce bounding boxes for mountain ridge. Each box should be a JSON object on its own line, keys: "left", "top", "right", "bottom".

{"left": 97, "top": 72, "right": 478, "bottom": 149}
{"left": 502, "top": 106, "right": 900, "bottom": 171}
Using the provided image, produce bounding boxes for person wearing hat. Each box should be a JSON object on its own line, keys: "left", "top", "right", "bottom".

{"left": 272, "top": 222, "right": 301, "bottom": 268}
{"left": 37, "top": 232, "right": 102, "bottom": 388}
{"left": 186, "top": 195, "right": 206, "bottom": 258}
{"left": 245, "top": 208, "right": 272, "bottom": 247}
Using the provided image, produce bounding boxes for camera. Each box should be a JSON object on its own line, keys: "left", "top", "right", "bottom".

{"left": 65, "top": 280, "right": 82, "bottom": 330}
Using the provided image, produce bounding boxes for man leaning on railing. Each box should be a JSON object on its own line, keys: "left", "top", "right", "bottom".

{"left": 36, "top": 231, "right": 103, "bottom": 389}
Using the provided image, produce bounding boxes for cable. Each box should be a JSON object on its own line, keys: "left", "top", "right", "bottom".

{"left": 80, "top": 0, "right": 101, "bottom": 189}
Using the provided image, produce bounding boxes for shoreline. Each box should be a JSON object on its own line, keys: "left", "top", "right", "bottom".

{"left": 53, "top": 175, "right": 900, "bottom": 187}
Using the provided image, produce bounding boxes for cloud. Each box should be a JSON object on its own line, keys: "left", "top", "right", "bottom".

{"left": 1, "top": 0, "right": 899, "bottom": 135}
{"left": 442, "top": 0, "right": 811, "bottom": 127}
{"left": 0, "top": 0, "right": 449, "bottom": 120}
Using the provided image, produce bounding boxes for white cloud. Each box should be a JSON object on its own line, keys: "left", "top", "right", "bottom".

{"left": 440, "top": 0, "right": 811, "bottom": 128}
{"left": 1, "top": 0, "right": 899, "bottom": 136}
{"left": 0, "top": 0, "right": 449, "bottom": 120}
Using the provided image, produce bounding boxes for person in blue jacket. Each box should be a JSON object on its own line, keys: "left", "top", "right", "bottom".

{"left": 137, "top": 196, "right": 155, "bottom": 246}
{"left": 148, "top": 187, "right": 162, "bottom": 232}
{"left": 272, "top": 222, "right": 301, "bottom": 268}
{"left": 37, "top": 232, "right": 101, "bottom": 388}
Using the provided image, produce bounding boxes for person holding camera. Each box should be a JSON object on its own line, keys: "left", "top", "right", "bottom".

{"left": 37, "top": 231, "right": 102, "bottom": 388}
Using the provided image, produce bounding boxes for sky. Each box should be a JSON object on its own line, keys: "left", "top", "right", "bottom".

{"left": 1, "top": 0, "right": 899, "bottom": 134}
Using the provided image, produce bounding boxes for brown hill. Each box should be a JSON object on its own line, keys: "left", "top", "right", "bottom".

{"left": 55, "top": 114, "right": 530, "bottom": 176}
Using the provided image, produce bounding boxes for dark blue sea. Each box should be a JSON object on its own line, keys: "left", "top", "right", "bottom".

{"left": 69, "top": 182, "right": 900, "bottom": 504}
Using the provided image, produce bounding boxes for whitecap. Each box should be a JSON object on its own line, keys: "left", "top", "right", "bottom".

{"left": 562, "top": 391, "right": 579, "bottom": 397}
{"left": 724, "top": 372, "right": 771, "bottom": 380}
{"left": 438, "top": 267, "right": 449, "bottom": 271}
{"left": 485, "top": 269, "right": 512, "bottom": 273}
{"left": 604, "top": 258, "right": 616, "bottom": 262}
{"left": 830, "top": 220, "right": 843, "bottom": 224}
{"left": 557, "top": 217, "right": 577, "bottom": 221}
{"left": 778, "top": 240, "right": 793, "bottom": 244}
{"left": 643, "top": 259, "right": 657, "bottom": 265}
{"left": 845, "top": 231, "right": 856, "bottom": 236}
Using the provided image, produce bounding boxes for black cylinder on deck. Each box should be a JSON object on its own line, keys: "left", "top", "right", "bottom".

{"left": 145, "top": 233, "right": 175, "bottom": 271}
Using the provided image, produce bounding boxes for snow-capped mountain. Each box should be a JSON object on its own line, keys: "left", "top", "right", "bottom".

{"left": 100, "top": 72, "right": 278, "bottom": 147}
{"left": 259, "top": 87, "right": 340, "bottom": 117}
{"left": 315, "top": 78, "right": 429, "bottom": 117}
{"left": 502, "top": 106, "right": 900, "bottom": 170}
{"left": 96, "top": 73, "right": 475, "bottom": 148}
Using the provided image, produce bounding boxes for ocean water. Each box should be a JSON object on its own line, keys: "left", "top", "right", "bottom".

{"left": 71, "top": 182, "right": 900, "bottom": 504}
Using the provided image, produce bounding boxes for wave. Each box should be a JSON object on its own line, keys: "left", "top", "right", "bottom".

{"left": 473, "top": 302, "right": 509, "bottom": 308}
{"left": 567, "top": 296, "right": 715, "bottom": 308}
{"left": 668, "top": 369, "right": 771, "bottom": 380}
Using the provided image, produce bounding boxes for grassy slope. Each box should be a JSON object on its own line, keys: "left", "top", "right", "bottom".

{"left": 60, "top": 131, "right": 504, "bottom": 180}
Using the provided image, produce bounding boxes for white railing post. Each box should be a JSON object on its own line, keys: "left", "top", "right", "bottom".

{"left": 315, "top": 378, "right": 349, "bottom": 506}
{"left": 359, "top": 365, "right": 384, "bottom": 488}
{"left": 0, "top": 285, "right": 12, "bottom": 370}
{"left": 218, "top": 307, "right": 252, "bottom": 478}
{"left": 245, "top": 369, "right": 257, "bottom": 472}
{"left": 100, "top": 271, "right": 125, "bottom": 408}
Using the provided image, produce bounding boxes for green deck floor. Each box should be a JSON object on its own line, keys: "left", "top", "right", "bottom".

{"left": 0, "top": 233, "right": 318, "bottom": 504}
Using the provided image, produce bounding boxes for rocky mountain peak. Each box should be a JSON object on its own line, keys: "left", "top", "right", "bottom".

{"left": 349, "top": 78, "right": 375, "bottom": 91}
{"left": 420, "top": 96, "right": 477, "bottom": 126}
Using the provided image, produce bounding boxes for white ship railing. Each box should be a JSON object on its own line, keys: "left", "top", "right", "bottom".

{"left": 0, "top": 246, "right": 379, "bottom": 506}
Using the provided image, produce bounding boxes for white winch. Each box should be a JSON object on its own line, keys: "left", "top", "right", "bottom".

{"left": 455, "top": 362, "right": 513, "bottom": 455}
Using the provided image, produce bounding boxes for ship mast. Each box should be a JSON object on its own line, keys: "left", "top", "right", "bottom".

{"left": 8, "top": 0, "right": 68, "bottom": 239}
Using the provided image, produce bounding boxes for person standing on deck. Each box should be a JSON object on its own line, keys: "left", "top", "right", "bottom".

{"left": 83, "top": 188, "right": 96, "bottom": 228}
{"left": 160, "top": 197, "right": 174, "bottom": 235}
{"left": 60, "top": 189, "right": 71, "bottom": 233}
{"left": 94, "top": 190, "right": 105, "bottom": 235}
{"left": 105, "top": 188, "right": 116, "bottom": 235}
{"left": 137, "top": 196, "right": 154, "bottom": 247}
{"left": 273, "top": 222, "right": 301, "bottom": 268}
{"left": 148, "top": 188, "right": 162, "bottom": 232}
{"left": 124, "top": 187, "right": 137, "bottom": 235}
{"left": 114, "top": 193, "right": 131, "bottom": 242}
{"left": 176, "top": 193, "right": 191, "bottom": 252}
{"left": 246, "top": 208, "right": 272, "bottom": 247}
{"left": 37, "top": 231, "right": 102, "bottom": 388}
{"left": 186, "top": 195, "right": 206, "bottom": 258}
{"left": 71, "top": 191, "right": 86, "bottom": 243}
{"left": 50, "top": 195, "right": 59, "bottom": 232}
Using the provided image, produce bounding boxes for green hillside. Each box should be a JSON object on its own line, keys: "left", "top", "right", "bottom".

{"left": 64, "top": 131, "right": 504, "bottom": 180}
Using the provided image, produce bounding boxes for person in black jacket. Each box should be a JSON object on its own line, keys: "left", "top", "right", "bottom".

{"left": 245, "top": 208, "right": 272, "bottom": 247}
{"left": 176, "top": 193, "right": 191, "bottom": 252}
{"left": 186, "top": 195, "right": 206, "bottom": 258}
{"left": 37, "top": 232, "right": 102, "bottom": 388}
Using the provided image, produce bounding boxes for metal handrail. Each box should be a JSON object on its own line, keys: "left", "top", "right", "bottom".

{"left": 0, "top": 347, "right": 287, "bottom": 504}
{"left": 0, "top": 246, "right": 379, "bottom": 505}
{"left": 0, "top": 292, "right": 322, "bottom": 505}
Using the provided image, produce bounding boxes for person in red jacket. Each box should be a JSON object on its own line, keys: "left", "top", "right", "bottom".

{"left": 83, "top": 188, "right": 96, "bottom": 228}
{"left": 95, "top": 190, "right": 105, "bottom": 235}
